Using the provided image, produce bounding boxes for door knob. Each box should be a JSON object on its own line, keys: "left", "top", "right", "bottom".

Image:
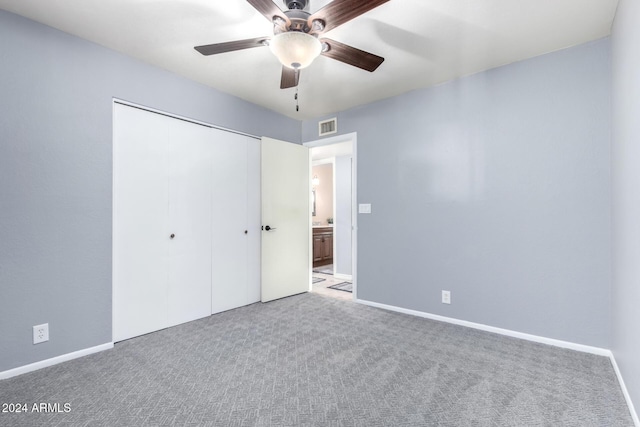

{"left": 244, "top": 230, "right": 248, "bottom": 234}
{"left": 264, "top": 225, "right": 276, "bottom": 231}
{"left": 170, "top": 233, "right": 175, "bottom": 239}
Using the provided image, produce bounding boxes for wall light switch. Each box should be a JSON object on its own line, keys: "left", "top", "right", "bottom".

{"left": 359, "top": 203, "right": 372, "bottom": 214}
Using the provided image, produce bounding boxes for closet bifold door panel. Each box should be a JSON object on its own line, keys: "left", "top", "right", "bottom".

{"left": 113, "top": 104, "right": 212, "bottom": 342}
{"left": 113, "top": 104, "right": 171, "bottom": 342}
{"left": 167, "top": 120, "right": 213, "bottom": 327}
{"left": 211, "top": 133, "right": 261, "bottom": 314}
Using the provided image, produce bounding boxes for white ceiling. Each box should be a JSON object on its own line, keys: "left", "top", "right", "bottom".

{"left": 0, "top": 0, "right": 619, "bottom": 120}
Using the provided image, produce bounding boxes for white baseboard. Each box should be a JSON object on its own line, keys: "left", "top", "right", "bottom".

{"left": 0, "top": 342, "right": 114, "bottom": 380}
{"left": 355, "top": 298, "right": 639, "bottom": 424}
{"left": 355, "top": 298, "right": 610, "bottom": 355}
{"left": 334, "top": 273, "right": 352, "bottom": 281}
{"left": 610, "top": 353, "right": 640, "bottom": 426}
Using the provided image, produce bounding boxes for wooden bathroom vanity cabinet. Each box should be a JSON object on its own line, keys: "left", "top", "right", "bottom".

{"left": 312, "top": 227, "right": 333, "bottom": 268}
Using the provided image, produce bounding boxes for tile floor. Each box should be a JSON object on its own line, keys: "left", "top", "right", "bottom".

{"left": 312, "top": 266, "right": 353, "bottom": 301}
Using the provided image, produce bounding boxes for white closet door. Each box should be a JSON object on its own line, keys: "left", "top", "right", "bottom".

{"left": 113, "top": 104, "right": 170, "bottom": 342}
{"left": 211, "top": 132, "right": 260, "bottom": 313}
{"left": 246, "top": 138, "right": 261, "bottom": 303}
{"left": 167, "top": 120, "right": 213, "bottom": 326}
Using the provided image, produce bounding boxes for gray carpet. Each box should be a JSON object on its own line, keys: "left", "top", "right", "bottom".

{"left": 328, "top": 282, "right": 352, "bottom": 293}
{"left": 312, "top": 277, "right": 326, "bottom": 284}
{"left": 0, "top": 293, "right": 633, "bottom": 426}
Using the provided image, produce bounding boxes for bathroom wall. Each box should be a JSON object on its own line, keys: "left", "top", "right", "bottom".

{"left": 312, "top": 163, "right": 333, "bottom": 225}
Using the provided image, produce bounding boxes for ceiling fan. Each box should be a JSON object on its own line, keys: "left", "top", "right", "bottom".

{"left": 194, "top": 0, "right": 390, "bottom": 89}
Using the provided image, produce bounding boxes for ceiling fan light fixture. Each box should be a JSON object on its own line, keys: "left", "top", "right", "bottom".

{"left": 269, "top": 31, "right": 321, "bottom": 69}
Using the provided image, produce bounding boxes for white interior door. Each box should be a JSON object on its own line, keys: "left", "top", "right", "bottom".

{"left": 167, "top": 120, "right": 212, "bottom": 327}
{"left": 211, "top": 132, "right": 261, "bottom": 313}
{"left": 247, "top": 138, "right": 261, "bottom": 303}
{"left": 113, "top": 104, "right": 170, "bottom": 342}
{"left": 211, "top": 131, "right": 248, "bottom": 313}
{"left": 261, "top": 137, "right": 310, "bottom": 302}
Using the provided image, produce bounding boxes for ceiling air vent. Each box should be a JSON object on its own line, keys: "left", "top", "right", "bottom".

{"left": 318, "top": 118, "right": 337, "bottom": 136}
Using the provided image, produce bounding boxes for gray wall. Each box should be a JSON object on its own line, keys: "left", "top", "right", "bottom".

{"left": 335, "top": 155, "right": 352, "bottom": 276}
{"left": 611, "top": 0, "right": 640, "bottom": 415}
{"left": 303, "top": 39, "right": 612, "bottom": 347}
{"left": 0, "top": 10, "right": 299, "bottom": 372}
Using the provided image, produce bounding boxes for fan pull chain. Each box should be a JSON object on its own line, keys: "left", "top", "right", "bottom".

{"left": 295, "top": 87, "right": 299, "bottom": 112}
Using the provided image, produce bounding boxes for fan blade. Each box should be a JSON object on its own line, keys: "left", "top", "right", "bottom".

{"left": 194, "top": 37, "right": 268, "bottom": 56}
{"left": 280, "top": 66, "right": 300, "bottom": 89}
{"left": 321, "top": 38, "right": 384, "bottom": 72}
{"left": 247, "top": 0, "right": 290, "bottom": 27}
{"left": 308, "top": 0, "right": 390, "bottom": 34}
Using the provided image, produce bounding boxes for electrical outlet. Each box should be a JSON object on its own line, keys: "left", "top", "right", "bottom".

{"left": 442, "top": 290, "right": 451, "bottom": 305}
{"left": 33, "top": 323, "right": 49, "bottom": 344}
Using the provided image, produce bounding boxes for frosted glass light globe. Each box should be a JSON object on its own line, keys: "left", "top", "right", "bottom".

{"left": 269, "top": 32, "right": 322, "bottom": 69}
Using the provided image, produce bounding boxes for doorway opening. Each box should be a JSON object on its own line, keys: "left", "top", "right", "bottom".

{"left": 304, "top": 132, "right": 357, "bottom": 301}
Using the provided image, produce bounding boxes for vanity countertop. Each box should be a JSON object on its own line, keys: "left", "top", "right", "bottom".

{"left": 312, "top": 224, "right": 334, "bottom": 228}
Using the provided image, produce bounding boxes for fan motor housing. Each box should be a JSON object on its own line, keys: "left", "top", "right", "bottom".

{"left": 285, "top": 0, "right": 308, "bottom": 10}
{"left": 276, "top": 1, "right": 325, "bottom": 35}
{"left": 282, "top": 9, "right": 311, "bottom": 32}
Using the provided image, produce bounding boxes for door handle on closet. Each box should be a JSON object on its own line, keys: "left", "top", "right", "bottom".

{"left": 263, "top": 225, "right": 276, "bottom": 231}
{"left": 170, "top": 233, "right": 175, "bottom": 239}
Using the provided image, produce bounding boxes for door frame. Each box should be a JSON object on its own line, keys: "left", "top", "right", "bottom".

{"left": 303, "top": 132, "right": 358, "bottom": 300}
